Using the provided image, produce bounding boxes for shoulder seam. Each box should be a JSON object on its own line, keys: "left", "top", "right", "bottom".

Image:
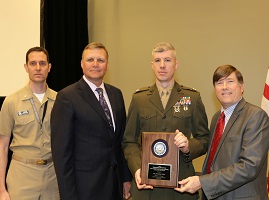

{"left": 134, "top": 86, "right": 150, "bottom": 94}
{"left": 181, "top": 85, "right": 198, "bottom": 92}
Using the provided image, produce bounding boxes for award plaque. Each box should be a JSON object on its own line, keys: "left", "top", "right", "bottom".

{"left": 141, "top": 132, "right": 179, "bottom": 188}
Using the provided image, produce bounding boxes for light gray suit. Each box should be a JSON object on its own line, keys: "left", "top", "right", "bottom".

{"left": 200, "top": 98, "right": 269, "bottom": 200}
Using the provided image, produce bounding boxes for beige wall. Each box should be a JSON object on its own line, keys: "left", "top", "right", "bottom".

{"left": 0, "top": 1, "right": 40, "bottom": 96}
{"left": 1, "top": 0, "right": 268, "bottom": 172}
{"left": 88, "top": 0, "right": 269, "bottom": 171}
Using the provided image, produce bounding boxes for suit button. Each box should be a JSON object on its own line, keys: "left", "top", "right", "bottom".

{"left": 111, "top": 164, "right": 117, "bottom": 169}
{"left": 162, "top": 115, "right": 166, "bottom": 119}
{"left": 162, "top": 126, "right": 166, "bottom": 131}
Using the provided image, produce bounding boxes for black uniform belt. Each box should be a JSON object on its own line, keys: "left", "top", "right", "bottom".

{"left": 12, "top": 154, "right": 53, "bottom": 165}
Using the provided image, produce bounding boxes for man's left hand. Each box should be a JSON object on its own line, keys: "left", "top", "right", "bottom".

{"left": 174, "top": 129, "right": 189, "bottom": 153}
{"left": 174, "top": 176, "right": 201, "bottom": 194}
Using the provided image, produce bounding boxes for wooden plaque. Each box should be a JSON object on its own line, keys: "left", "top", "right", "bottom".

{"left": 141, "top": 132, "right": 179, "bottom": 188}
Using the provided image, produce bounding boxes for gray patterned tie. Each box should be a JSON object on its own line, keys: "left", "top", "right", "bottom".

{"left": 96, "top": 88, "right": 113, "bottom": 128}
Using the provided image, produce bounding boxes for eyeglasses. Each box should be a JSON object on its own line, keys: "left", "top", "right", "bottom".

{"left": 28, "top": 61, "right": 48, "bottom": 67}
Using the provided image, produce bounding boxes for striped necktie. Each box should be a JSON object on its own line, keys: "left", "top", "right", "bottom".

{"left": 96, "top": 88, "right": 113, "bottom": 129}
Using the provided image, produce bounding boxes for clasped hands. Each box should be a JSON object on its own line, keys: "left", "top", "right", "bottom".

{"left": 135, "top": 130, "right": 200, "bottom": 193}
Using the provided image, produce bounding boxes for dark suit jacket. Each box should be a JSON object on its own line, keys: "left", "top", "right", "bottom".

{"left": 200, "top": 98, "right": 269, "bottom": 200}
{"left": 51, "top": 78, "right": 131, "bottom": 200}
{"left": 122, "top": 82, "right": 210, "bottom": 200}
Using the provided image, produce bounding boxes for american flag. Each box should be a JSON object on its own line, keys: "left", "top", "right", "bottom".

{"left": 261, "top": 67, "right": 269, "bottom": 194}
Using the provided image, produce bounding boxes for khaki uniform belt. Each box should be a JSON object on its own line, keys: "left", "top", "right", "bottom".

{"left": 12, "top": 154, "right": 53, "bottom": 165}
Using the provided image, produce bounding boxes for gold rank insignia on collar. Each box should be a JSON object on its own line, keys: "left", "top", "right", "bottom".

{"left": 173, "top": 96, "right": 192, "bottom": 113}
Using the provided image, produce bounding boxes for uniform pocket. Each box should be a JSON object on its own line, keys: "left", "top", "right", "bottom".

{"left": 172, "top": 109, "right": 191, "bottom": 119}
{"left": 14, "top": 115, "right": 35, "bottom": 135}
{"left": 139, "top": 108, "right": 157, "bottom": 131}
{"left": 15, "top": 115, "right": 35, "bottom": 125}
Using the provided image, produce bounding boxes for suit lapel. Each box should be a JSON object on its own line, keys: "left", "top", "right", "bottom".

{"left": 77, "top": 79, "right": 111, "bottom": 127}
{"left": 218, "top": 99, "right": 246, "bottom": 145}
{"left": 205, "top": 98, "right": 246, "bottom": 172}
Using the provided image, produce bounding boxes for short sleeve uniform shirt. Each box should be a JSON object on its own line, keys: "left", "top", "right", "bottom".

{"left": 0, "top": 84, "right": 56, "bottom": 159}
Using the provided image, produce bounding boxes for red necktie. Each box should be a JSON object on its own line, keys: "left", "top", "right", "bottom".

{"left": 206, "top": 112, "right": 225, "bottom": 174}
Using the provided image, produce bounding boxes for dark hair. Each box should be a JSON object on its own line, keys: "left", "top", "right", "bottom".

{"left": 213, "top": 65, "right": 244, "bottom": 86}
{"left": 26, "top": 47, "right": 50, "bottom": 63}
{"left": 82, "top": 42, "right": 109, "bottom": 59}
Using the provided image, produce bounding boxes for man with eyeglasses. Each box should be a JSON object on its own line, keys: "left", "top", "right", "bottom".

{"left": 0, "top": 47, "right": 59, "bottom": 199}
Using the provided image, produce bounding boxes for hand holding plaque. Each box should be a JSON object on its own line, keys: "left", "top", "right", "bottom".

{"left": 141, "top": 132, "right": 179, "bottom": 188}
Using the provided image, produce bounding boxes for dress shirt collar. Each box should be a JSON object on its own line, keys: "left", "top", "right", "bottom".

{"left": 156, "top": 81, "right": 174, "bottom": 96}
{"left": 221, "top": 97, "right": 242, "bottom": 127}
{"left": 83, "top": 75, "right": 105, "bottom": 93}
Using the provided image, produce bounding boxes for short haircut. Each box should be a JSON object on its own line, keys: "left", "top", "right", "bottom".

{"left": 82, "top": 42, "right": 109, "bottom": 59}
{"left": 152, "top": 42, "right": 176, "bottom": 58}
{"left": 26, "top": 47, "right": 50, "bottom": 63}
{"left": 213, "top": 64, "right": 244, "bottom": 86}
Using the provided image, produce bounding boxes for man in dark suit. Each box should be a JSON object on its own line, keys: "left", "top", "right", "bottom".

{"left": 122, "top": 42, "right": 210, "bottom": 200}
{"left": 176, "top": 65, "right": 269, "bottom": 199}
{"left": 51, "top": 42, "right": 132, "bottom": 200}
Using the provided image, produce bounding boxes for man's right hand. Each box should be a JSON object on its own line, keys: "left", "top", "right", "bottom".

{"left": 134, "top": 169, "right": 153, "bottom": 190}
{"left": 0, "top": 135, "right": 11, "bottom": 200}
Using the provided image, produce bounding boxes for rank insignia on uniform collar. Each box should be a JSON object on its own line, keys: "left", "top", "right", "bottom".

{"left": 173, "top": 96, "right": 192, "bottom": 112}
